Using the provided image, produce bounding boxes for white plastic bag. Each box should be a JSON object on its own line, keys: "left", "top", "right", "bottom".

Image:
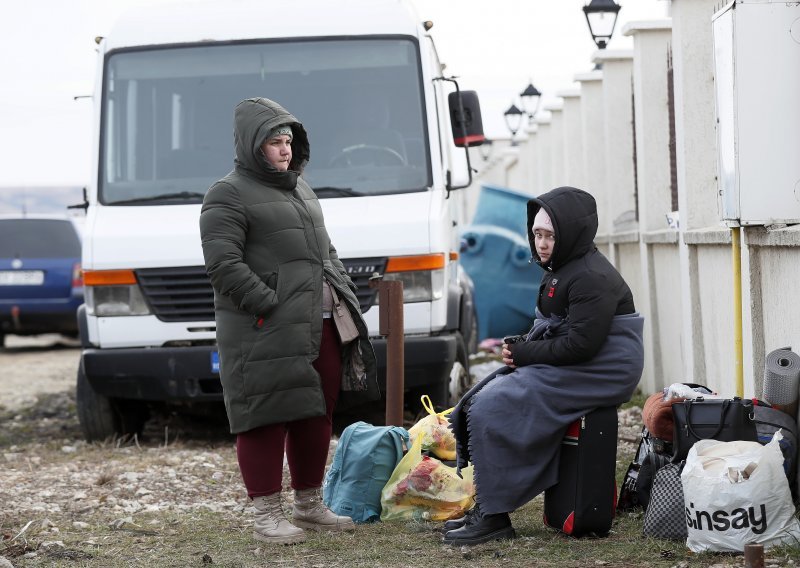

{"left": 681, "top": 432, "right": 800, "bottom": 552}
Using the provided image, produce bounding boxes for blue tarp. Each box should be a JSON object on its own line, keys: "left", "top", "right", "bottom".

{"left": 461, "top": 184, "right": 543, "bottom": 341}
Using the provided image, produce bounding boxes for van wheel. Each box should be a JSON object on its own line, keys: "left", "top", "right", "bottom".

{"left": 76, "top": 361, "right": 118, "bottom": 442}
{"left": 76, "top": 362, "right": 148, "bottom": 441}
{"left": 467, "top": 311, "right": 479, "bottom": 356}
{"left": 448, "top": 333, "right": 471, "bottom": 406}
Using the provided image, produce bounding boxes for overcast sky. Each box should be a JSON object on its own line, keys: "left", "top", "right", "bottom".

{"left": 0, "top": 0, "right": 668, "bottom": 187}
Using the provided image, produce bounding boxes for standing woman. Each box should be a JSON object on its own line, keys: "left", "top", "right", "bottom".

{"left": 200, "top": 98, "right": 375, "bottom": 544}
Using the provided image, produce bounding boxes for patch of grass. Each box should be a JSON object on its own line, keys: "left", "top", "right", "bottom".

{"left": 621, "top": 388, "right": 648, "bottom": 411}
{"left": 8, "top": 504, "right": 798, "bottom": 568}
{"left": 6, "top": 388, "right": 800, "bottom": 567}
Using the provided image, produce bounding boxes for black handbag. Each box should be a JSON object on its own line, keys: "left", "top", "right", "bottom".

{"left": 671, "top": 397, "right": 758, "bottom": 462}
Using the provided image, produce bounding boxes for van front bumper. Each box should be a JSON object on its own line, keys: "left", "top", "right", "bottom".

{"left": 81, "top": 333, "right": 456, "bottom": 403}
{"left": 370, "top": 334, "right": 456, "bottom": 392}
{"left": 82, "top": 346, "right": 222, "bottom": 401}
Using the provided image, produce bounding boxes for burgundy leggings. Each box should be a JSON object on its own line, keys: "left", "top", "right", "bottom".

{"left": 236, "top": 318, "right": 342, "bottom": 498}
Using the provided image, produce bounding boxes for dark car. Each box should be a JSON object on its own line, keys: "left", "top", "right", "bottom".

{"left": 0, "top": 216, "right": 83, "bottom": 347}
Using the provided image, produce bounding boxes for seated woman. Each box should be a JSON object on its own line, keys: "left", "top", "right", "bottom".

{"left": 444, "top": 186, "right": 645, "bottom": 546}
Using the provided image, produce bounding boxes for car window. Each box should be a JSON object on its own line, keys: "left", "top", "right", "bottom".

{"left": 0, "top": 220, "right": 81, "bottom": 258}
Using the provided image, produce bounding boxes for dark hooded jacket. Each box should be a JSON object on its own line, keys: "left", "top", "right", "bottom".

{"left": 199, "top": 97, "right": 375, "bottom": 434}
{"left": 509, "top": 186, "right": 635, "bottom": 367}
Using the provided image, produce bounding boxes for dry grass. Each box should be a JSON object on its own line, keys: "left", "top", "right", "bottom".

{"left": 3, "top": 392, "right": 800, "bottom": 567}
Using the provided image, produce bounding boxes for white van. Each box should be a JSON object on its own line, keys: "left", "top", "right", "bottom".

{"left": 76, "top": 0, "right": 485, "bottom": 440}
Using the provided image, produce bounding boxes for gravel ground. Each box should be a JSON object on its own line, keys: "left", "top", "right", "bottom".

{"left": 0, "top": 334, "right": 80, "bottom": 412}
{"left": 0, "top": 335, "right": 250, "bottom": 564}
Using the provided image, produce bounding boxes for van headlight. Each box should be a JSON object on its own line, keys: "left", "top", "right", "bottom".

{"left": 83, "top": 270, "right": 152, "bottom": 316}
{"left": 86, "top": 285, "right": 152, "bottom": 316}
{"left": 376, "top": 254, "right": 447, "bottom": 304}
{"left": 380, "top": 268, "right": 444, "bottom": 303}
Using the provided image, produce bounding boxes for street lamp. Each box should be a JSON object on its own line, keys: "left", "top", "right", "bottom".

{"left": 503, "top": 103, "right": 524, "bottom": 144}
{"left": 519, "top": 82, "right": 542, "bottom": 124}
{"left": 582, "top": 0, "right": 622, "bottom": 50}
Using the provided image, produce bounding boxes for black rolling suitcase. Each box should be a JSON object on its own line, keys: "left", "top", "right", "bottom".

{"left": 543, "top": 405, "right": 619, "bottom": 537}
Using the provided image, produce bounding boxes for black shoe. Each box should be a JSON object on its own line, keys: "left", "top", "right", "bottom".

{"left": 441, "top": 506, "right": 479, "bottom": 533}
{"left": 442, "top": 516, "right": 466, "bottom": 532}
{"left": 442, "top": 512, "right": 515, "bottom": 546}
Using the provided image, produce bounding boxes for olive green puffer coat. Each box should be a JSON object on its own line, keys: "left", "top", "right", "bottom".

{"left": 200, "top": 98, "right": 375, "bottom": 434}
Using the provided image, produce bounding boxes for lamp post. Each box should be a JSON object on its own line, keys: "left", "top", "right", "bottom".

{"left": 582, "top": 0, "right": 622, "bottom": 50}
{"left": 519, "top": 82, "right": 542, "bottom": 125}
{"left": 503, "top": 104, "right": 524, "bottom": 145}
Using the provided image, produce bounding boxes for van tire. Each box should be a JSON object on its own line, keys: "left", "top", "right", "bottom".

{"left": 76, "top": 361, "right": 119, "bottom": 442}
{"left": 448, "top": 333, "right": 471, "bottom": 406}
{"left": 77, "top": 364, "right": 149, "bottom": 442}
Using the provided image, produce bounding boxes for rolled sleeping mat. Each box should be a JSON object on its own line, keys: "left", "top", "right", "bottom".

{"left": 763, "top": 346, "right": 800, "bottom": 419}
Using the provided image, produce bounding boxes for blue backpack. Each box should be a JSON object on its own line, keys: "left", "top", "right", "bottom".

{"left": 322, "top": 421, "right": 409, "bottom": 523}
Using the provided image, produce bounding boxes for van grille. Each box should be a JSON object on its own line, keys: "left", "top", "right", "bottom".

{"left": 136, "top": 258, "right": 385, "bottom": 322}
{"left": 135, "top": 266, "right": 215, "bottom": 322}
{"left": 341, "top": 257, "right": 386, "bottom": 313}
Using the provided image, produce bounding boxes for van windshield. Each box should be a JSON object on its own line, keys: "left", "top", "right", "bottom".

{"left": 100, "top": 39, "right": 431, "bottom": 204}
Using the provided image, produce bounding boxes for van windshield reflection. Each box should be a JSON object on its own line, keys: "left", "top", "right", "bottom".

{"left": 100, "top": 39, "right": 431, "bottom": 204}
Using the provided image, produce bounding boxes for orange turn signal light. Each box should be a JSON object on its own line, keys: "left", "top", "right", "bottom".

{"left": 83, "top": 269, "right": 138, "bottom": 286}
{"left": 385, "top": 253, "right": 446, "bottom": 273}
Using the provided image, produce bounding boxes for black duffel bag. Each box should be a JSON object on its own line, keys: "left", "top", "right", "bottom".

{"left": 671, "top": 397, "right": 758, "bottom": 462}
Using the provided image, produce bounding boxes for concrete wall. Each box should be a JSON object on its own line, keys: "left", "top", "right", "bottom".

{"left": 594, "top": 50, "right": 636, "bottom": 242}
{"left": 649, "top": 241, "right": 684, "bottom": 388}
{"left": 672, "top": 0, "right": 723, "bottom": 384}
{"left": 547, "top": 103, "right": 565, "bottom": 189}
{"left": 575, "top": 71, "right": 608, "bottom": 257}
{"left": 559, "top": 89, "right": 585, "bottom": 190}
{"left": 535, "top": 118, "right": 552, "bottom": 194}
{"left": 624, "top": 20, "right": 682, "bottom": 395}
{"left": 742, "top": 227, "right": 800, "bottom": 399}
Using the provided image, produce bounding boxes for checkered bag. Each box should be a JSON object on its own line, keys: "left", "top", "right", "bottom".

{"left": 642, "top": 463, "right": 687, "bottom": 540}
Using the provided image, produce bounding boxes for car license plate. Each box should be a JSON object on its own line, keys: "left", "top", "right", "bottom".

{"left": 211, "top": 351, "right": 220, "bottom": 374}
{"left": 0, "top": 270, "right": 45, "bottom": 286}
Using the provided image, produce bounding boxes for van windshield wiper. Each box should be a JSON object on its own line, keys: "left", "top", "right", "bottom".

{"left": 107, "top": 191, "right": 206, "bottom": 205}
{"left": 313, "top": 186, "right": 362, "bottom": 198}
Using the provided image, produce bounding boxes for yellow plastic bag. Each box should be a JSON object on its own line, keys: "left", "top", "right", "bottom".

{"left": 408, "top": 395, "right": 457, "bottom": 461}
{"left": 380, "top": 435, "right": 474, "bottom": 522}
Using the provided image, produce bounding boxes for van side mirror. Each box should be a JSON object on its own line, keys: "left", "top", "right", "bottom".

{"left": 448, "top": 90, "right": 485, "bottom": 148}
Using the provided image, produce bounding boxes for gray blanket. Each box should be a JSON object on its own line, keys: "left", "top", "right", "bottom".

{"left": 450, "top": 311, "right": 644, "bottom": 515}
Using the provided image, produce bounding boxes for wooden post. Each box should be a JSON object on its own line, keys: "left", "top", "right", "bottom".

{"left": 744, "top": 543, "right": 764, "bottom": 568}
{"left": 370, "top": 276, "right": 404, "bottom": 426}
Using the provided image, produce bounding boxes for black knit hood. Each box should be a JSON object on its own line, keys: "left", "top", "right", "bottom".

{"left": 527, "top": 186, "right": 598, "bottom": 271}
{"left": 233, "top": 97, "right": 310, "bottom": 189}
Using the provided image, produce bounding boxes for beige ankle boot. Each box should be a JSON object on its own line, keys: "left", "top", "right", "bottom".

{"left": 252, "top": 493, "right": 306, "bottom": 544}
{"left": 292, "top": 488, "right": 355, "bottom": 532}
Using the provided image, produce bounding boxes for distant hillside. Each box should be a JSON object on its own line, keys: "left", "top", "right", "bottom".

{"left": 0, "top": 186, "right": 85, "bottom": 216}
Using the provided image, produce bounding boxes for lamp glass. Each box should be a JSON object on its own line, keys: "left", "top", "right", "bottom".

{"left": 587, "top": 11, "right": 616, "bottom": 40}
